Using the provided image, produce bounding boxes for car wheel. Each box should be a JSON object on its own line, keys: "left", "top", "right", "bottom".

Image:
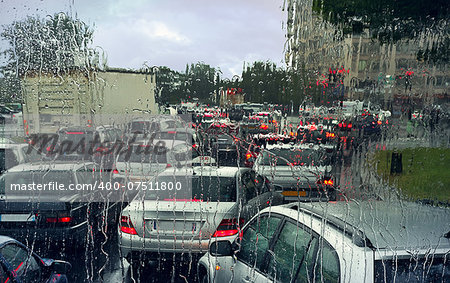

{"left": 198, "top": 267, "right": 209, "bottom": 283}
{"left": 328, "top": 189, "right": 337, "bottom": 201}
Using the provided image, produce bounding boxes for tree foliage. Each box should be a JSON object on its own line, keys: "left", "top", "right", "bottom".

{"left": 1, "top": 12, "right": 95, "bottom": 77}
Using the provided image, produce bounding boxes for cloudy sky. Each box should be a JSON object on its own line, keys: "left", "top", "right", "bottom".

{"left": 0, "top": 0, "right": 287, "bottom": 78}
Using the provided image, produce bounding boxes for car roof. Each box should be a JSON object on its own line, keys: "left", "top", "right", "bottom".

{"left": 157, "top": 166, "right": 247, "bottom": 178}
{"left": 0, "top": 235, "right": 16, "bottom": 246}
{"left": 5, "top": 161, "right": 96, "bottom": 172}
{"left": 268, "top": 201, "right": 450, "bottom": 251}
{"left": 0, "top": 143, "right": 26, "bottom": 149}
{"left": 265, "top": 143, "right": 323, "bottom": 151}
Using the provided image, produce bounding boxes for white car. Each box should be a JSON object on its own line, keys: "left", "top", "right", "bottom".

{"left": 119, "top": 166, "right": 283, "bottom": 268}
{"left": 253, "top": 143, "right": 336, "bottom": 202}
{"left": 198, "top": 201, "right": 450, "bottom": 282}
{"left": 0, "top": 143, "right": 46, "bottom": 174}
{"left": 113, "top": 139, "right": 187, "bottom": 182}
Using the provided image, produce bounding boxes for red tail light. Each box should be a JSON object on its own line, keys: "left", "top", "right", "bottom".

{"left": 45, "top": 215, "right": 72, "bottom": 224}
{"left": 58, "top": 217, "right": 72, "bottom": 223}
{"left": 46, "top": 217, "right": 57, "bottom": 223}
{"left": 347, "top": 123, "right": 352, "bottom": 128}
{"left": 166, "top": 163, "right": 172, "bottom": 168}
{"left": 212, "top": 218, "right": 244, "bottom": 238}
{"left": 338, "top": 123, "right": 342, "bottom": 128}
{"left": 113, "top": 169, "right": 119, "bottom": 174}
{"left": 120, "top": 215, "right": 137, "bottom": 235}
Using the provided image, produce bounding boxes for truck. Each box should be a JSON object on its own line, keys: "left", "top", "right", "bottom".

{"left": 21, "top": 68, "right": 158, "bottom": 135}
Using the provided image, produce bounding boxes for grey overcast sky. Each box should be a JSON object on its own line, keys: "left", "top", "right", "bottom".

{"left": 0, "top": 0, "right": 287, "bottom": 78}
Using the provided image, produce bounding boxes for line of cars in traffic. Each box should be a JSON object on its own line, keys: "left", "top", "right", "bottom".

{"left": 1, "top": 110, "right": 342, "bottom": 281}
{"left": 2, "top": 105, "right": 447, "bottom": 282}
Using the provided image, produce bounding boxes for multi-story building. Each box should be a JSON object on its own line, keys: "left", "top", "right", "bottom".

{"left": 284, "top": 0, "right": 449, "bottom": 107}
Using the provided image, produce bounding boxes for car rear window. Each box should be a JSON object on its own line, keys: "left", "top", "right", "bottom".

{"left": 2, "top": 171, "right": 75, "bottom": 187}
{"left": 117, "top": 146, "right": 167, "bottom": 163}
{"left": 263, "top": 148, "right": 326, "bottom": 166}
{"left": 143, "top": 176, "right": 236, "bottom": 202}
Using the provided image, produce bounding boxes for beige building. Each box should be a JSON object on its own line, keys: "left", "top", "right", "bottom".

{"left": 22, "top": 68, "right": 158, "bottom": 134}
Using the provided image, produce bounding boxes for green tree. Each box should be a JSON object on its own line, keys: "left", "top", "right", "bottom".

{"left": 1, "top": 12, "right": 95, "bottom": 77}
{"left": 184, "top": 62, "right": 217, "bottom": 102}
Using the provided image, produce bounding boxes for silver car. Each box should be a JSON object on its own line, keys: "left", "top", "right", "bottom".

{"left": 119, "top": 166, "right": 282, "bottom": 267}
{"left": 254, "top": 143, "right": 336, "bottom": 202}
{"left": 113, "top": 139, "right": 187, "bottom": 182}
{"left": 199, "top": 201, "right": 450, "bottom": 282}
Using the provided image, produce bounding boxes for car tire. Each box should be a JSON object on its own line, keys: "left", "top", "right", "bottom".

{"left": 198, "top": 266, "right": 209, "bottom": 283}
{"left": 328, "top": 189, "right": 337, "bottom": 201}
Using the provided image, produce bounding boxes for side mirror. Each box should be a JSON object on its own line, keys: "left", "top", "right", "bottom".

{"left": 50, "top": 260, "right": 72, "bottom": 274}
{"left": 209, "top": 240, "right": 234, "bottom": 257}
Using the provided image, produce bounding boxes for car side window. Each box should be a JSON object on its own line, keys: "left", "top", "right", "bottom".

{"left": 0, "top": 244, "right": 42, "bottom": 283}
{"left": 237, "top": 214, "right": 282, "bottom": 271}
{"left": 0, "top": 261, "right": 9, "bottom": 283}
{"left": 241, "top": 171, "right": 258, "bottom": 202}
{"left": 312, "top": 239, "right": 340, "bottom": 283}
{"left": 266, "top": 220, "right": 315, "bottom": 283}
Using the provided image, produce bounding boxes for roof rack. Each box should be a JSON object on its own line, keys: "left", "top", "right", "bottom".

{"left": 289, "top": 204, "right": 375, "bottom": 249}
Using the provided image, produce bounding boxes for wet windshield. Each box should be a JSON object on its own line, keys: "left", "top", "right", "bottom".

{"left": 263, "top": 148, "right": 327, "bottom": 166}
{"left": 0, "top": 0, "right": 448, "bottom": 282}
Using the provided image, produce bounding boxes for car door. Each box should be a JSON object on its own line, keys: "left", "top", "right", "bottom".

{"left": 240, "top": 170, "right": 282, "bottom": 220}
{"left": 231, "top": 213, "right": 283, "bottom": 283}
{"left": 0, "top": 243, "right": 42, "bottom": 283}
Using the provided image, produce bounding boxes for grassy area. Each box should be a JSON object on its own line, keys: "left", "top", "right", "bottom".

{"left": 370, "top": 148, "right": 450, "bottom": 204}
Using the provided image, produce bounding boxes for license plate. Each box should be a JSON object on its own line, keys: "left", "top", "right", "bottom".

{"left": 282, "top": 191, "right": 307, "bottom": 197}
{"left": 0, "top": 214, "right": 36, "bottom": 222}
{"left": 145, "top": 219, "right": 200, "bottom": 233}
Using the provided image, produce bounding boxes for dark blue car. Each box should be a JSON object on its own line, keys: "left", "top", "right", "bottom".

{"left": 0, "top": 235, "right": 71, "bottom": 283}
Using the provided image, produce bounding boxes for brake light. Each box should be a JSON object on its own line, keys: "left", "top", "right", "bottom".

{"left": 324, "top": 179, "right": 334, "bottom": 186}
{"left": 212, "top": 218, "right": 244, "bottom": 238}
{"left": 113, "top": 169, "right": 119, "bottom": 174}
{"left": 347, "top": 123, "right": 352, "bottom": 128}
{"left": 46, "top": 217, "right": 57, "bottom": 223}
{"left": 120, "top": 215, "right": 137, "bottom": 235}
{"left": 246, "top": 153, "right": 252, "bottom": 160}
{"left": 45, "top": 215, "right": 72, "bottom": 223}
{"left": 58, "top": 217, "right": 72, "bottom": 223}
{"left": 260, "top": 124, "right": 268, "bottom": 130}
{"left": 377, "top": 120, "right": 382, "bottom": 125}
{"left": 338, "top": 123, "right": 342, "bottom": 128}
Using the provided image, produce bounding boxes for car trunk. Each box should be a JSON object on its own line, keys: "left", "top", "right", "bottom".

{"left": 124, "top": 200, "right": 236, "bottom": 240}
